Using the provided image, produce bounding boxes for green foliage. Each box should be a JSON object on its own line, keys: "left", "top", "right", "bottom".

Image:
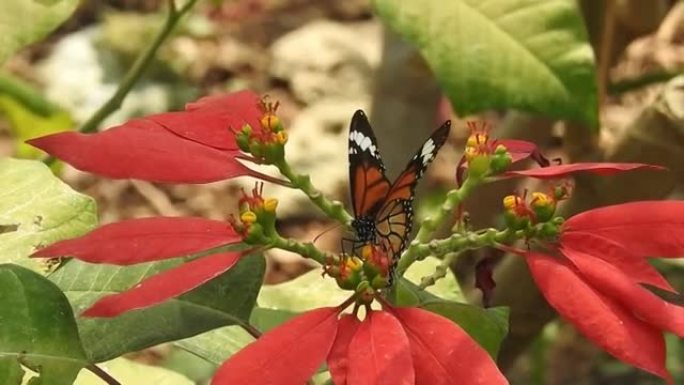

{"left": 0, "top": 96, "right": 73, "bottom": 159}
{"left": 374, "top": 0, "right": 599, "bottom": 127}
{"left": 176, "top": 307, "right": 298, "bottom": 366}
{"left": 50, "top": 254, "right": 266, "bottom": 362}
{"left": 0, "top": 0, "right": 79, "bottom": 65}
{"left": 0, "top": 264, "right": 87, "bottom": 385}
{"left": 0, "top": 158, "right": 97, "bottom": 271}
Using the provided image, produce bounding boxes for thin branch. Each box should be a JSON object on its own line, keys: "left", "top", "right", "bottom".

{"left": 79, "top": 0, "right": 198, "bottom": 135}
{"left": 44, "top": 0, "right": 199, "bottom": 165}
{"left": 86, "top": 364, "right": 122, "bottom": 385}
{"left": 239, "top": 321, "right": 263, "bottom": 339}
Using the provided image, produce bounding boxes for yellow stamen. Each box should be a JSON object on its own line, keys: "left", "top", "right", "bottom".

{"left": 263, "top": 198, "right": 279, "bottom": 212}
{"left": 240, "top": 211, "right": 257, "bottom": 224}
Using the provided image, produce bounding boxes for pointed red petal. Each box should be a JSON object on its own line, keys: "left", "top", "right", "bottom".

{"left": 327, "top": 315, "right": 361, "bottom": 385}
{"left": 347, "top": 311, "right": 414, "bottom": 385}
{"left": 526, "top": 252, "right": 672, "bottom": 384}
{"left": 27, "top": 121, "right": 257, "bottom": 183}
{"left": 211, "top": 307, "right": 339, "bottom": 385}
{"left": 31, "top": 217, "right": 240, "bottom": 265}
{"left": 391, "top": 306, "right": 507, "bottom": 385}
{"left": 560, "top": 232, "right": 674, "bottom": 291}
{"left": 503, "top": 162, "right": 664, "bottom": 179}
{"left": 562, "top": 247, "right": 684, "bottom": 338}
{"left": 564, "top": 201, "right": 684, "bottom": 258}
{"left": 82, "top": 251, "right": 245, "bottom": 317}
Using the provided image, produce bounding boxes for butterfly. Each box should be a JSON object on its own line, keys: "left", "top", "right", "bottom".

{"left": 348, "top": 110, "right": 451, "bottom": 271}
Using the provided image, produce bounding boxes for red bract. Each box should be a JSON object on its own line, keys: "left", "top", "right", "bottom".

{"left": 496, "top": 139, "right": 548, "bottom": 166}
{"left": 347, "top": 310, "right": 415, "bottom": 385}
{"left": 327, "top": 315, "right": 360, "bottom": 385}
{"left": 83, "top": 250, "right": 246, "bottom": 317}
{"left": 31, "top": 216, "right": 248, "bottom": 317}
{"left": 211, "top": 307, "right": 340, "bottom": 385}
{"left": 27, "top": 90, "right": 278, "bottom": 184}
{"left": 503, "top": 162, "right": 665, "bottom": 179}
{"left": 31, "top": 217, "right": 240, "bottom": 265}
{"left": 508, "top": 201, "right": 684, "bottom": 384}
{"left": 391, "top": 306, "right": 508, "bottom": 385}
{"left": 150, "top": 90, "right": 264, "bottom": 151}
{"left": 212, "top": 305, "right": 508, "bottom": 385}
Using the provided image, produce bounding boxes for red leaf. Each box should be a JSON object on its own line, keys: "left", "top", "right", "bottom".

{"left": 561, "top": 247, "right": 684, "bottom": 338}
{"left": 563, "top": 201, "right": 684, "bottom": 258}
{"left": 391, "top": 306, "right": 508, "bottom": 385}
{"left": 211, "top": 307, "right": 339, "bottom": 385}
{"left": 27, "top": 121, "right": 258, "bottom": 183}
{"left": 347, "top": 311, "right": 414, "bottom": 385}
{"left": 560, "top": 232, "right": 674, "bottom": 291}
{"left": 149, "top": 90, "right": 264, "bottom": 151}
{"left": 526, "top": 252, "right": 672, "bottom": 384}
{"left": 503, "top": 162, "right": 664, "bottom": 179}
{"left": 82, "top": 251, "right": 245, "bottom": 317}
{"left": 327, "top": 315, "right": 361, "bottom": 385}
{"left": 32, "top": 217, "right": 240, "bottom": 265}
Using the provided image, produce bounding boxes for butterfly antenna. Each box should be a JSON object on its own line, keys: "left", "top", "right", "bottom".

{"left": 313, "top": 223, "right": 343, "bottom": 245}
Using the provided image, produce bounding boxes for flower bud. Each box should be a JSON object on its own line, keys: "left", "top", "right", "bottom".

{"left": 530, "top": 192, "right": 556, "bottom": 222}
{"left": 490, "top": 145, "right": 512, "bottom": 174}
{"left": 335, "top": 257, "right": 365, "bottom": 290}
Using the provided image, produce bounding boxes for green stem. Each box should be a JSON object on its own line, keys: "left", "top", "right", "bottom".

{"left": 418, "top": 251, "right": 460, "bottom": 289}
{"left": 270, "top": 235, "right": 333, "bottom": 265}
{"left": 274, "top": 160, "right": 353, "bottom": 226}
{"left": 44, "top": 0, "right": 199, "bottom": 165}
{"left": 396, "top": 176, "right": 482, "bottom": 274}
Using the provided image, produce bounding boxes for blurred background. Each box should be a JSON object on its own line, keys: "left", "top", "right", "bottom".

{"left": 1, "top": 0, "right": 683, "bottom": 384}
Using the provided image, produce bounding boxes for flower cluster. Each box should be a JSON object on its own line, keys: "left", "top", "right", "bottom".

{"left": 26, "top": 89, "right": 684, "bottom": 384}
{"left": 212, "top": 299, "right": 507, "bottom": 385}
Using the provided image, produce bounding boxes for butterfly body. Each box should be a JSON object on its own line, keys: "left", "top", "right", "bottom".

{"left": 348, "top": 110, "right": 451, "bottom": 272}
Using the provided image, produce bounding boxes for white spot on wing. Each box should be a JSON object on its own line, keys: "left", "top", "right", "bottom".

{"left": 420, "top": 139, "right": 436, "bottom": 165}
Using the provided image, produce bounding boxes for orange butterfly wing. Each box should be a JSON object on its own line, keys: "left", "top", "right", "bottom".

{"left": 348, "top": 109, "right": 451, "bottom": 267}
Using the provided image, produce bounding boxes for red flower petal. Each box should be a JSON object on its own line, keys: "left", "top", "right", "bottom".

{"left": 526, "top": 252, "right": 672, "bottom": 384}
{"left": 560, "top": 232, "right": 674, "bottom": 291}
{"left": 503, "top": 162, "right": 664, "bottom": 179}
{"left": 83, "top": 251, "right": 246, "bottom": 317}
{"left": 32, "top": 217, "right": 240, "bottom": 265}
{"left": 561, "top": 247, "right": 684, "bottom": 338}
{"left": 391, "top": 306, "right": 507, "bottom": 385}
{"left": 563, "top": 201, "right": 684, "bottom": 258}
{"left": 149, "top": 90, "right": 264, "bottom": 151}
{"left": 27, "top": 121, "right": 259, "bottom": 183}
{"left": 211, "top": 307, "right": 339, "bottom": 385}
{"left": 347, "top": 311, "right": 414, "bottom": 385}
{"left": 327, "top": 315, "right": 361, "bottom": 385}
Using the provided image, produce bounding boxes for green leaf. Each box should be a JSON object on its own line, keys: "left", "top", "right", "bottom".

{"left": 421, "top": 300, "right": 509, "bottom": 358}
{"left": 50, "top": 254, "right": 266, "bottom": 362}
{"left": 74, "top": 358, "right": 192, "bottom": 385}
{"left": 0, "top": 0, "right": 79, "bottom": 64}
{"left": 374, "top": 0, "right": 598, "bottom": 126}
{"left": 258, "top": 269, "right": 350, "bottom": 311}
{"left": 0, "top": 95, "right": 73, "bottom": 159}
{"left": 404, "top": 256, "right": 464, "bottom": 301}
{"left": 0, "top": 158, "right": 97, "bottom": 271}
{"left": 175, "top": 307, "right": 298, "bottom": 366}
{"left": 0, "top": 264, "right": 88, "bottom": 385}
